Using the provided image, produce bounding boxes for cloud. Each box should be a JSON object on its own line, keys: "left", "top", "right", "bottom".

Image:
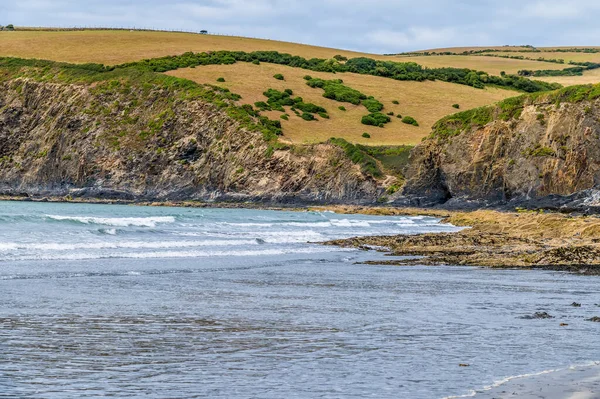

{"left": 1, "top": 0, "right": 599, "bottom": 52}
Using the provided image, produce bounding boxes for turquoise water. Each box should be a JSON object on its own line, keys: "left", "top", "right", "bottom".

{"left": 0, "top": 201, "right": 599, "bottom": 398}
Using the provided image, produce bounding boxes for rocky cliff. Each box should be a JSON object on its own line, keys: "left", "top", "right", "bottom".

{"left": 403, "top": 85, "right": 600, "bottom": 210}
{"left": 0, "top": 71, "right": 381, "bottom": 204}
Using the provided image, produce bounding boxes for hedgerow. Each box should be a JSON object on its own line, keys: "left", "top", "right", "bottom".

{"left": 116, "top": 51, "right": 561, "bottom": 93}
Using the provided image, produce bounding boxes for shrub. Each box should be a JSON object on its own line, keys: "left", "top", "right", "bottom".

{"left": 396, "top": 114, "right": 402, "bottom": 119}
{"left": 216, "top": 77, "right": 226, "bottom": 82}
{"left": 387, "top": 111, "right": 394, "bottom": 116}
{"left": 452, "top": 103, "right": 460, "bottom": 109}
{"left": 333, "top": 54, "right": 348, "bottom": 61}
{"left": 301, "top": 112, "right": 316, "bottom": 121}
{"left": 402, "top": 116, "right": 419, "bottom": 126}
{"left": 362, "top": 132, "right": 371, "bottom": 138}
{"left": 284, "top": 88, "right": 293, "bottom": 95}
{"left": 281, "top": 114, "right": 289, "bottom": 120}
{"left": 318, "top": 112, "right": 330, "bottom": 119}
{"left": 362, "top": 112, "right": 391, "bottom": 127}
{"left": 338, "top": 106, "right": 346, "bottom": 111}
{"left": 5, "top": 24, "right": 14, "bottom": 31}
{"left": 303, "top": 75, "right": 313, "bottom": 80}
{"left": 252, "top": 59, "right": 260, "bottom": 65}
{"left": 392, "top": 100, "right": 400, "bottom": 105}
{"left": 363, "top": 98, "right": 384, "bottom": 113}
{"left": 254, "top": 101, "right": 271, "bottom": 111}
{"left": 273, "top": 73, "right": 285, "bottom": 80}
{"left": 306, "top": 78, "right": 366, "bottom": 105}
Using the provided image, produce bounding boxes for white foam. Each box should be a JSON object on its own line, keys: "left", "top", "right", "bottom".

{"left": 46, "top": 215, "right": 176, "bottom": 227}
{"left": 4, "top": 246, "right": 351, "bottom": 261}
{"left": 0, "top": 239, "right": 261, "bottom": 252}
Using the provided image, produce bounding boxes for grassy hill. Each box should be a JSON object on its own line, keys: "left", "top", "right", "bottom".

{"left": 1, "top": 29, "right": 593, "bottom": 147}
{"left": 168, "top": 63, "right": 510, "bottom": 145}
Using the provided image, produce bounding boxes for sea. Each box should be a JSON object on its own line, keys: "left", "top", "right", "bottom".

{"left": 0, "top": 200, "right": 598, "bottom": 398}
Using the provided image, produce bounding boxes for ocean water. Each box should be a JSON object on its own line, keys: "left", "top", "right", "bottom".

{"left": 0, "top": 200, "right": 599, "bottom": 398}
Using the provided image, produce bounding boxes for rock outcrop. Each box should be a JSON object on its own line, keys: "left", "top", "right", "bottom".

{"left": 0, "top": 78, "right": 381, "bottom": 204}
{"left": 403, "top": 85, "right": 600, "bottom": 211}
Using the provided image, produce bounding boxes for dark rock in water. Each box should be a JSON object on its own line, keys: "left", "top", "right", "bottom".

{"left": 571, "top": 302, "right": 582, "bottom": 307}
{"left": 520, "top": 312, "right": 554, "bottom": 320}
{"left": 560, "top": 323, "right": 569, "bottom": 327}
{"left": 587, "top": 317, "right": 600, "bottom": 322}
{"left": 458, "top": 364, "right": 470, "bottom": 367}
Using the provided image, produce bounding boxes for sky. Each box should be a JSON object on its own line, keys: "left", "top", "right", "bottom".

{"left": 2, "top": 0, "right": 600, "bottom": 53}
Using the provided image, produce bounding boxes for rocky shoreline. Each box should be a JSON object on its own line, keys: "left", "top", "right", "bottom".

{"left": 319, "top": 206, "right": 600, "bottom": 276}
{"left": 3, "top": 195, "right": 600, "bottom": 275}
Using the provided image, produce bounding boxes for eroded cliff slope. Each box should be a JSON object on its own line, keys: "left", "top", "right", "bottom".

{"left": 0, "top": 60, "right": 381, "bottom": 203}
{"left": 403, "top": 84, "right": 600, "bottom": 209}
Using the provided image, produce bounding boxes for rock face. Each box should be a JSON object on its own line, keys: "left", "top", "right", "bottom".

{"left": 0, "top": 78, "right": 380, "bottom": 203}
{"left": 403, "top": 91, "right": 600, "bottom": 210}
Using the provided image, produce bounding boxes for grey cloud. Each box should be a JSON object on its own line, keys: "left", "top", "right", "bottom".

{"left": 1, "top": 0, "right": 599, "bottom": 53}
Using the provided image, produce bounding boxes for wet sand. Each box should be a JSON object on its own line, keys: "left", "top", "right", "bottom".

{"left": 458, "top": 364, "right": 600, "bottom": 399}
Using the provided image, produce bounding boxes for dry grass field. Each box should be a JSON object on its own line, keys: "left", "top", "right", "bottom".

{"left": 168, "top": 63, "right": 513, "bottom": 145}
{"left": 0, "top": 30, "right": 382, "bottom": 65}
{"left": 390, "top": 54, "right": 566, "bottom": 76}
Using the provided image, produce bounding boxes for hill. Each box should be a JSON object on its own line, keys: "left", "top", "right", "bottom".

{"left": 0, "top": 29, "right": 534, "bottom": 146}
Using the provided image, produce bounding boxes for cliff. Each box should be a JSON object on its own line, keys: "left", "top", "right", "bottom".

{"left": 403, "top": 84, "right": 600, "bottom": 210}
{"left": 0, "top": 60, "right": 382, "bottom": 204}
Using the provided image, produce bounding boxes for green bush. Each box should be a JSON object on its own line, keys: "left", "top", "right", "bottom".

{"left": 303, "top": 75, "right": 313, "bottom": 80}
{"left": 254, "top": 101, "right": 270, "bottom": 111}
{"left": 273, "top": 73, "right": 285, "bottom": 80}
{"left": 362, "top": 112, "right": 391, "bottom": 127}
{"left": 387, "top": 111, "right": 394, "bottom": 116}
{"left": 281, "top": 114, "right": 289, "bottom": 120}
{"left": 363, "top": 98, "right": 384, "bottom": 113}
{"left": 318, "top": 112, "right": 330, "bottom": 119}
{"left": 306, "top": 78, "right": 365, "bottom": 104}
{"left": 252, "top": 59, "right": 260, "bottom": 65}
{"left": 401, "top": 116, "right": 419, "bottom": 126}
{"left": 396, "top": 114, "right": 402, "bottom": 119}
{"left": 452, "top": 103, "right": 460, "bottom": 109}
{"left": 362, "top": 132, "right": 371, "bottom": 138}
{"left": 301, "top": 112, "right": 316, "bottom": 121}
{"left": 338, "top": 106, "right": 346, "bottom": 111}
{"left": 392, "top": 100, "right": 400, "bottom": 105}
{"left": 216, "top": 77, "right": 226, "bottom": 82}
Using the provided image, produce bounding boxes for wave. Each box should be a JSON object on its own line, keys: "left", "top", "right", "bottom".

{"left": 1, "top": 246, "right": 351, "bottom": 262}
{"left": 45, "top": 215, "right": 176, "bottom": 227}
{"left": 0, "top": 239, "right": 265, "bottom": 252}
{"left": 443, "top": 361, "right": 600, "bottom": 399}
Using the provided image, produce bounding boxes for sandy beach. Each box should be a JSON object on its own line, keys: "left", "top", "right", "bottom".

{"left": 456, "top": 363, "right": 600, "bottom": 399}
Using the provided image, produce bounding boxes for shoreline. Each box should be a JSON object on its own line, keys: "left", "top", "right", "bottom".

{"left": 446, "top": 362, "right": 600, "bottom": 399}
{"left": 4, "top": 195, "right": 600, "bottom": 275}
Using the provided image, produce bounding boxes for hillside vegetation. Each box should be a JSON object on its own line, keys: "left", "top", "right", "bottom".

{"left": 168, "top": 63, "right": 511, "bottom": 145}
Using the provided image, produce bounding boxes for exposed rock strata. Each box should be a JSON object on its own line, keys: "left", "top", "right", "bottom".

{"left": 403, "top": 94, "right": 600, "bottom": 211}
{"left": 0, "top": 79, "right": 380, "bottom": 203}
